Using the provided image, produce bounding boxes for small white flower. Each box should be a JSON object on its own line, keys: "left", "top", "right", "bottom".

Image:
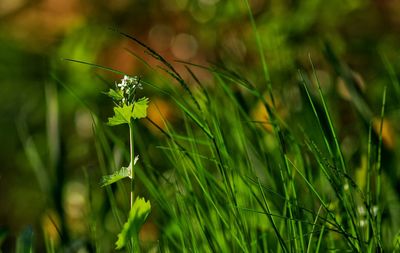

{"left": 118, "top": 75, "right": 141, "bottom": 92}
{"left": 117, "top": 80, "right": 127, "bottom": 90}
{"left": 123, "top": 75, "right": 135, "bottom": 84}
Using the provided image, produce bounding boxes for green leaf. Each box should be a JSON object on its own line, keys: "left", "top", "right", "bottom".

{"left": 105, "top": 88, "right": 123, "bottom": 101}
{"left": 100, "top": 166, "right": 130, "bottom": 187}
{"left": 132, "top": 97, "right": 149, "bottom": 119}
{"left": 107, "top": 104, "right": 134, "bottom": 126}
{"left": 107, "top": 98, "right": 148, "bottom": 126}
{"left": 115, "top": 197, "right": 151, "bottom": 250}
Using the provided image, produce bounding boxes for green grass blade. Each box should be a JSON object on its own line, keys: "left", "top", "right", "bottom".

{"left": 16, "top": 227, "right": 33, "bottom": 253}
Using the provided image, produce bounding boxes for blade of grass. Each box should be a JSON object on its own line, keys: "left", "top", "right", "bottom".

{"left": 256, "top": 177, "right": 288, "bottom": 252}
{"left": 375, "top": 86, "right": 387, "bottom": 251}
{"left": 243, "top": 0, "right": 273, "bottom": 102}
{"left": 306, "top": 205, "right": 323, "bottom": 253}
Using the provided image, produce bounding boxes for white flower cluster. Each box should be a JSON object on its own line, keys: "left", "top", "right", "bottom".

{"left": 116, "top": 75, "right": 142, "bottom": 93}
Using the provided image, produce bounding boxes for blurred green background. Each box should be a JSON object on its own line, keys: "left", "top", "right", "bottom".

{"left": 1, "top": 0, "right": 400, "bottom": 251}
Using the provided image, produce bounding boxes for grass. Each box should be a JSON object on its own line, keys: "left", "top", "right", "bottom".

{"left": 65, "top": 34, "right": 397, "bottom": 251}
{"left": 12, "top": 5, "right": 400, "bottom": 253}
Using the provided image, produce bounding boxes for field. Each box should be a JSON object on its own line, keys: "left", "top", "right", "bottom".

{"left": 0, "top": 0, "right": 399, "bottom": 252}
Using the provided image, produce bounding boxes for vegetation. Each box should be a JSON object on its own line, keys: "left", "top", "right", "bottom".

{"left": 0, "top": 0, "right": 399, "bottom": 252}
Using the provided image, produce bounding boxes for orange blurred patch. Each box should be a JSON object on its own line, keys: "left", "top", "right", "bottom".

{"left": 146, "top": 98, "right": 176, "bottom": 135}
{"left": 139, "top": 221, "right": 159, "bottom": 242}
{"left": 250, "top": 94, "right": 287, "bottom": 132}
{"left": 6, "top": 0, "right": 85, "bottom": 50}
{"left": 97, "top": 40, "right": 139, "bottom": 76}
{"left": 372, "top": 117, "right": 395, "bottom": 149}
{"left": 41, "top": 210, "right": 61, "bottom": 245}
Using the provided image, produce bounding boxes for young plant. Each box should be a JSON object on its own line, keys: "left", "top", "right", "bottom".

{"left": 100, "top": 75, "right": 151, "bottom": 251}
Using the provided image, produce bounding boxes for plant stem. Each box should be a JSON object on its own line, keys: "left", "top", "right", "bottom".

{"left": 129, "top": 122, "right": 135, "bottom": 208}
{"left": 129, "top": 122, "right": 139, "bottom": 252}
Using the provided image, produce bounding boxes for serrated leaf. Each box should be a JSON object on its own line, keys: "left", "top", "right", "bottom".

{"left": 107, "top": 116, "right": 127, "bottom": 126}
{"left": 132, "top": 97, "right": 149, "bottom": 119}
{"left": 105, "top": 88, "right": 123, "bottom": 101}
{"left": 100, "top": 156, "right": 139, "bottom": 187}
{"left": 115, "top": 197, "right": 151, "bottom": 250}
{"left": 100, "top": 167, "right": 130, "bottom": 187}
{"left": 107, "top": 104, "right": 134, "bottom": 126}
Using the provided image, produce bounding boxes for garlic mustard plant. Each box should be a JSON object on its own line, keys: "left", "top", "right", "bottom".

{"left": 100, "top": 75, "right": 151, "bottom": 251}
